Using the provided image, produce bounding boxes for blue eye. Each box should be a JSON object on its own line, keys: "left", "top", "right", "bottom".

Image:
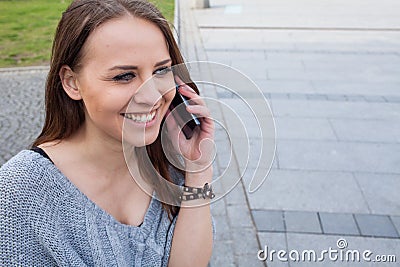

{"left": 154, "top": 67, "right": 172, "bottom": 76}
{"left": 113, "top": 72, "right": 136, "bottom": 82}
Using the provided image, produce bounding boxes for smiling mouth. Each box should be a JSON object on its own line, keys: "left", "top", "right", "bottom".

{"left": 122, "top": 109, "right": 157, "bottom": 123}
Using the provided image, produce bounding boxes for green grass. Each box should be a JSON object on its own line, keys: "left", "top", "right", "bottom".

{"left": 0, "top": 0, "right": 175, "bottom": 68}
{"left": 150, "top": 0, "right": 175, "bottom": 23}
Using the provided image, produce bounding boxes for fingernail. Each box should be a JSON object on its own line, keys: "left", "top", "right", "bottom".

{"left": 183, "top": 86, "right": 196, "bottom": 93}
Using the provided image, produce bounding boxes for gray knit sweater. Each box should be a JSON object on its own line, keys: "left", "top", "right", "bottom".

{"left": 0, "top": 150, "right": 181, "bottom": 266}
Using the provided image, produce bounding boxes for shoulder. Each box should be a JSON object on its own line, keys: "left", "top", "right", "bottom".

{"left": 0, "top": 150, "right": 61, "bottom": 211}
{"left": 0, "top": 149, "right": 53, "bottom": 187}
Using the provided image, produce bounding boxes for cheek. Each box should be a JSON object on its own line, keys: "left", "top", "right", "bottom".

{"left": 84, "top": 89, "right": 126, "bottom": 114}
{"left": 82, "top": 94, "right": 106, "bottom": 114}
{"left": 164, "top": 90, "right": 176, "bottom": 107}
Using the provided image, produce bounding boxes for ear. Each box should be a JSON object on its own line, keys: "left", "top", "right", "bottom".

{"left": 59, "top": 65, "right": 82, "bottom": 100}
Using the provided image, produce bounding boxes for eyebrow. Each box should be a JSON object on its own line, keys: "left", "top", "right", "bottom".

{"left": 154, "top": 58, "right": 172, "bottom": 67}
{"left": 108, "top": 59, "right": 172, "bottom": 71}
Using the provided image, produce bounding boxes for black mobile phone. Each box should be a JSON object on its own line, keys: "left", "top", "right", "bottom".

{"left": 168, "top": 85, "right": 201, "bottom": 139}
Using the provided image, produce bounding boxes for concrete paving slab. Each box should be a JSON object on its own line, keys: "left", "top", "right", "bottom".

{"left": 252, "top": 210, "right": 285, "bottom": 232}
{"left": 226, "top": 204, "right": 255, "bottom": 229}
{"left": 231, "top": 227, "right": 262, "bottom": 255}
{"left": 257, "top": 232, "right": 289, "bottom": 267}
{"left": 254, "top": 80, "right": 315, "bottom": 94}
{"left": 212, "top": 50, "right": 266, "bottom": 60}
{"left": 302, "top": 53, "right": 400, "bottom": 72}
{"left": 263, "top": 58, "right": 305, "bottom": 70}
{"left": 201, "top": 29, "right": 277, "bottom": 50}
{"left": 354, "top": 173, "right": 400, "bottom": 216}
{"left": 306, "top": 94, "right": 328, "bottom": 101}
{"left": 240, "top": 163, "right": 274, "bottom": 192}
{"left": 294, "top": 41, "right": 400, "bottom": 55}
{"left": 329, "top": 118, "right": 400, "bottom": 143}
{"left": 384, "top": 95, "right": 400, "bottom": 103}
{"left": 288, "top": 93, "right": 309, "bottom": 100}
{"left": 229, "top": 59, "right": 268, "bottom": 80}
{"left": 229, "top": 58, "right": 267, "bottom": 68}
{"left": 284, "top": 211, "right": 322, "bottom": 234}
{"left": 211, "top": 214, "right": 231, "bottom": 241}
{"left": 319, "top": 212, "right": 360, "bottom": 236}
{"left": 209, "top": 240, "right": 236, "bottom": 267}
{"left": 315, "top": 68, "right": 400, "bottom": 83}
{"left": 344, "top": 95, "right": 365, "bottom": 102}
{"left": 245, "top": 169, "right": 369, "bottom": 214}
{"left": 223, "top": 182, "right": 249, "bottom": 206}
{"left": 311, "top": 81, "right": 400, "bottom": 96}
{"left": 267, "top": 68, "right": 317, "bottom": 82}
{"left": 390, "top": 216, "right": 400, "bottom": 235}
{"left": 325, "top": 94, "right": 348, "bottom": 102}
{"left": 354, "top": 214, "right": 399, "bottom": 238}
{"left": 211, "top": 197, "right": 227, "bottom": 217}
{"left": 197, "top": 0, "right": 400, "bottom": 29}
{"left": 274, "top": 117, "right": 337, "bottom": 141}
{"left": 269, "top": 93, "right": 289, "bottom": 100}
{"left": 363, "top": 95, "right": 388, "bottom": 103}
{"left": 370, "top": 95, "right": 393, "bottom": 103}
{"left": 270, "top": 99, "right": 400, "bottom": 120}
{"left": 235, "top": 254, "right": 266, "bottom": 267}
{"left": 205, "top": 51, "right": 233, "bottom": 66}
{"left": 277, "top": 140, "right": 400, "bottom": 174}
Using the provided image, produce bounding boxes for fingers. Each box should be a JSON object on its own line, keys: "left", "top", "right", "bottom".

{"left": 175, "top": 76, "right": 205, "bottom": 105}
{"left": 186, "top": 104, "right": 210, "bottom": 118}
{"left": 174, "top": 76, "right": 186, "bottom": 88}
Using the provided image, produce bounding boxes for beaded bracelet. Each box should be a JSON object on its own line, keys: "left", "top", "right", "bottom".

{"left": 179, "top": 183, "right": 215, "bottom": 201}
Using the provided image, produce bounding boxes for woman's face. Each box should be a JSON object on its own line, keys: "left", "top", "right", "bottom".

{"left": 74, "top": 15, "right": 175, "bottom": 147}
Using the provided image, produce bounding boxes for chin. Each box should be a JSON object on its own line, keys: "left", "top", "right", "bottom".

{"left": 123, "top": 134, "right": 158, "bottom": 148}
{"left": 143, "top": 131, "right": 160, "bottom": 146}
{"left": 129, "top": 128, "right": 160, "bottom": 147}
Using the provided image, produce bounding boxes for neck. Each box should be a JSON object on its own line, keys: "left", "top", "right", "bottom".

{"left": 67, "top": 121, "right": 136, "bottom": 178}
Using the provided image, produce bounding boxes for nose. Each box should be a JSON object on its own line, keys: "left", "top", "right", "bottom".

{"left": 133, "top": 76, "right": 163, "bottom": 107}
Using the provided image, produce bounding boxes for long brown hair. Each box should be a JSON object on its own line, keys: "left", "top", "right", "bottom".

{"left": 32, "top": 0, "right": 198, "bottom": 218}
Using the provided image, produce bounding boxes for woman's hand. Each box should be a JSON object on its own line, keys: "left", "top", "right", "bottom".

{"left": 165, "top": 76, "right": 215, "bottom": 175}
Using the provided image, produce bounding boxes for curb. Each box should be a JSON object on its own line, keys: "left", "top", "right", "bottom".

{"left": 0, "top": 65, "right": 50, "bottom": 73}
{"left": 173, "top": 0, "right": 181, "bottom": 46}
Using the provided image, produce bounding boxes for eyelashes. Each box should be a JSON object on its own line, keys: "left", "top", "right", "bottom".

{"left": 154, "top": 66, "right": 172, "bottom": 76}
{"left": 111, "top": 66, "right": 172, "bottom": 82}
{"left": 112, "top": 72, "right": 136, "bottom": 82}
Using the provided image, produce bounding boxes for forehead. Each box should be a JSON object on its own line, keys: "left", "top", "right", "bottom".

{"left": 81, "top": 15, "right": 169, "bottom": 67}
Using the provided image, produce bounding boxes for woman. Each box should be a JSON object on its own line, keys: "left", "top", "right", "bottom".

{"left": 0, "top": 0, "right": 214, "bottom": 266}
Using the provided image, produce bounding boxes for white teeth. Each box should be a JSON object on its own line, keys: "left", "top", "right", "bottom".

{"left": 124, "top": 110, "right": 156, "bottom": 123}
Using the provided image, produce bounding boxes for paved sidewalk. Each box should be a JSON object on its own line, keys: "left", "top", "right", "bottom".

{"left": 176, "top": 0, "right": 400, "bottom": 266}
{"left": 0, "top": 0, "right": 399, "bottom": 266}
